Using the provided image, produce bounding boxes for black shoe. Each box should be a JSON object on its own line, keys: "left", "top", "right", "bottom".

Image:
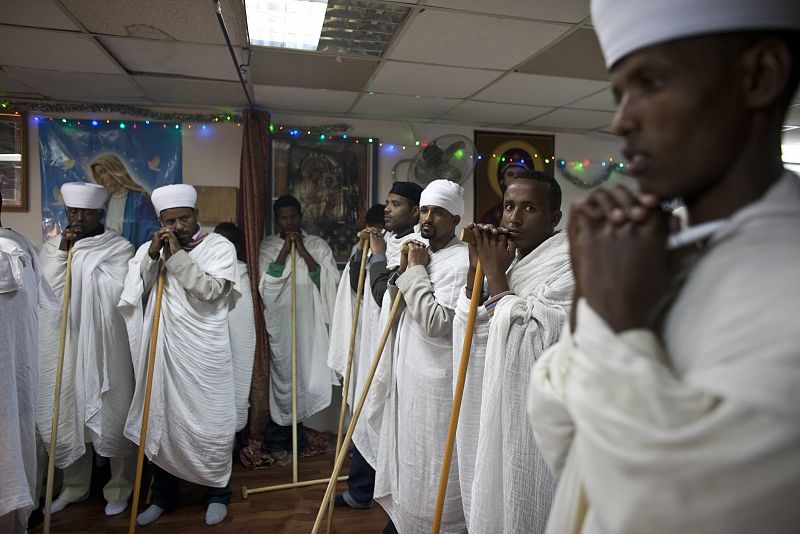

{"left": 334, "top": 494, "right": 348, "bottom": 507}
{"left": 28, "top": 507, "right": 44, "bottom": 529}
{"left": 382, "top": 519, "right": 398, "bottom": 534}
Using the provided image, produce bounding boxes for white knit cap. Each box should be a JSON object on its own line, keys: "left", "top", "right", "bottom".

{"left": 151, "top": 184, "right": 197, "bottom": 214}
{"left": 61, "top": 182, "right": 107, "bottom": 209}
{"left": 420, "top": 179, "right": 464, "bottom": 217}
{"left": 591, "top": 0, "right": 800, "bottom": 68}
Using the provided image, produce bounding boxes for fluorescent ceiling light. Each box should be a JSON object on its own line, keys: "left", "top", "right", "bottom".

{"left": 0, "top": 154, "right": 22, "bottom": 162}
{"left": 246, "top": 0, "right": 329, "bottom": 51}
{"left": 782, "top": 143, "right": 800, "bottom": 164}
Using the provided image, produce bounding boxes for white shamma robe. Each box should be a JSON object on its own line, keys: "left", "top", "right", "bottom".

{"left": 0, "top": 229, "right": 57, "bottom": 532}
{"left": 259, "top": 234, "right": 339, "bottom": 425}
{"left": 528, "top": 172, "right": 800, "bottom": 534}
{"left": 454, "top": 231, "right": 572, "bottom": 533}
{"left": 121, "top": 233, "right": 240, "bottom": 487}
{"left": 229, "top": 260, "right": 255, "bottom": 432}
{"left": 375, "top": 237, "right": 469, "bottom": 534}
{"left": 37, "top": 230, "right": 135, "bottom": 467}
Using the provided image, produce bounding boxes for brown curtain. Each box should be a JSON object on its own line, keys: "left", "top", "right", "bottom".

{"left": 238, "top": 108, "right": 271, "bottom": 439}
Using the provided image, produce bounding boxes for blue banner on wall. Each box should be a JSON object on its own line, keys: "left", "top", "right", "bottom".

{"left": 39, "top": 119, "right": 182, "bottom": 247}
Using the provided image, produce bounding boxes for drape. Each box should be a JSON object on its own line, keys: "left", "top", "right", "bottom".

{"left": 238, "top": 108, "right": 271, "bottom": 439}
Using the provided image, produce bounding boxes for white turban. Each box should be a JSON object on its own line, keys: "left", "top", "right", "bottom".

{"left": 151, "top": 184, "right": 197, "bottom": 214}
{"left": 420, "top": 179, "right": 464, "bottom": 217}
{"left": 61, "top": 182, "right": 107, "bottom": 210}
{"left": 591, "top": 0, "right": 800, "bottom": 68}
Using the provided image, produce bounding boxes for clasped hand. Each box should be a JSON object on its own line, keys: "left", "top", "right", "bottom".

{"left": 148, "top": 228, "right": 181, "bottom": 260}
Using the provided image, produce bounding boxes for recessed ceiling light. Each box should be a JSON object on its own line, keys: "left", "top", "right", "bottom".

{"left": 246, "top": 0, "right": 329, "bottom": 51}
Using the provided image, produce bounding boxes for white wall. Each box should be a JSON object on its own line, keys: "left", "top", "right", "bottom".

{"left": 4, "top": 111, "right": 625, "bottom": 244}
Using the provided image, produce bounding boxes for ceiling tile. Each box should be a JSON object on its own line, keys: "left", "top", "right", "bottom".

{"left": 99, "top": 36, "right": 242, "bottom": 81}
{"left": 427, "top": 0, "right": 590, "bottom": 23}
{"left": 351, "top": 93, "right": 459, "bottom": 120}
{"left": 1, "top": 0, "right": 80, "bottom": 30}
{"left": 517, "top": 28, "right": 607, "bottom": 80}
{"left": 525, "top": 108, "right": 615, "bottom": 130}
{"left": 440, "top": 100, "right": 551, "bottom": 124}
{"left": 0, "top": 68, "right": 38, "bottom": 94}
{"left": 367, "top": 62, "right": 500, "bottom": 98}
{"left": 0, "top": 27, "right": 121, "bottom": 74}
{"left": 3, "top": 67, "right": 147, "bottom": 101}
{"left": 569, "top": 86, "right": 616, "bottom": 110}
{"left": 253, "top": 85, "right": 359, "bottom": 113}
{"left": 61, "top": 0, "right": 247, "bottom": 45}
{"left": 133, "top": 76, "right": 249, "bottom": 107}
{"left": 473, "top": 72, "right": 608, "bottom": 106}
{"left": 386, "top": 10, "right": 569, "bottom": 69}
{"left": 250, "top": 48, "right": 378, "bottom": 91}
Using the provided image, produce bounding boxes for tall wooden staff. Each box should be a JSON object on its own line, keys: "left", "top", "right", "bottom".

{"left": 432, "top": 229, "right": 482, "bottom": 534}
{"left": 43, "top": 247, "right": 74, "bottom": 534}
{"left": 311, "top": 291, "right": 403, "bottom": 534}
{"left": 128, "top": 266, "right": 167, "bottom": 534}
{"left": 327, "top": 233, "right": 370, "bottom": 533}
{"left": 291, "top": 240, "right": 299, "bottom": 483}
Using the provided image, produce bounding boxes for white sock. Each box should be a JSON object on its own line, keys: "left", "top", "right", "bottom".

{"left": 50, "top": 497, "right": 70, "bottom": 514}
{"left": 105, "top": 499, "right": 129, "bottom": 516}
{"left": 136, "top": 504, "right": 165, "bottom": 526}
{"left": 205, "top": 503, "right": 227, "bottom": 526}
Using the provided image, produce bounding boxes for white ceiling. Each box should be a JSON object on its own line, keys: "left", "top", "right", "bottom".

{"left": 1, "top": 0, "right": 799, "bottom": 140}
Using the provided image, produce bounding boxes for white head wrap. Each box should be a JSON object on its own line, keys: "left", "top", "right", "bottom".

{"left": 151, "top": 184, "right": 197, "bottom": 214}
{"left": 61, "top": 182, "right": 107, "bottom": 209}
{"left": 420, "top": 179, "right": 464, "bottom": 217}
{"left": 591, "top": 0, "right": 800, "bottom": 68}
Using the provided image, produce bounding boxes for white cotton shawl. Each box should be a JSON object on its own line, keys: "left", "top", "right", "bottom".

{"left": 259, "top": 233, "right": 339, "bottom": 424}
{"left": 528, "top": 172, "right": 800, "bottom": 534}
{"left": 465, "top": 231, "right": 573, "bottom": 534}
{"left": 374, "top": 239, "right": 469, "bottom": 534}
{"left": 230, "top": 261, "right": 255, "bottom": 432}
{"left": 0, "top": 230, "right": 57, "bottom": 520}
{"left": 121, "top": 233, "right": 240, "bottom": 487}
{"left": 37, "top": 230, "right": 135, "bottom": 467}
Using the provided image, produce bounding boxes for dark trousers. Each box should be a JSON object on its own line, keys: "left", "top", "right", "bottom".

{"left": 151, "top": 463, "right": 231, "bottom": 511}
{"left": 261, "top": 421, "right": 307, "bottom": 453}
{"left": 346, "top": 444, "right": 375, "bottom": 504}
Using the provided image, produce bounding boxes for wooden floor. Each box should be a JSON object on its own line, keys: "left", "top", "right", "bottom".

{"left": 33, "top": 453, "right": 388, "bottom": 534}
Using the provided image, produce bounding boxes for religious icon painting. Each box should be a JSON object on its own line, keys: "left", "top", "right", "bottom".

{"left": 473, "top": 130, "right": 555, "bottom": 226}
{"left": 271, "top": 135, "right": 378, "bottom": 265}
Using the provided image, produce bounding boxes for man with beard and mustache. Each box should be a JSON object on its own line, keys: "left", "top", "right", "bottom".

{"left": 258, "top": 195, "right": 339, "bottom": 463}
{"left": 36, "top": 182, "right": 136, "bottom": 519}
{"left": 528, "top": 1, "right": 800, "bottom": 533}
{"left": 374, "top": 179, "right": 469, "bottom": 534}
{"left": 329, "top": 184, "right": 424, "bottom": 511}
{"left": 454, "top": 171, "right": 573, "bottom": 533}
{"left": 121, "top": 184, "right": 240, "bottom": 527}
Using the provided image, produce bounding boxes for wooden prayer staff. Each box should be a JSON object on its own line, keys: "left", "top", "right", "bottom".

{"left": 128, "top": 267, "right": 167, "bottom": 534}
{"left": 291, "top": 240, "right": 299, "bottom": 484}
{"left": 311, "top": 291, "right": 404, "bottom": 534}
{"left": 43, "top": 247, "right": 74, "bottom": 534}
{"left": 431, "top": 228, "right": 482, "bottom": 534}
{"left": 327, "top": 233, "right": 370, "bottom": 533}
{"left": 241, "top": 476, "right": 349, "bottom": 498}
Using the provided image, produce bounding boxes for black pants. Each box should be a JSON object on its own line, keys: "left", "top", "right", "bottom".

{"left": 151, "top": 463, "right": 231, "bottom": 511}
{"left": 261, "top": 421, "right": 307, "bottom": 453}
{"left": 346, "top": 444, "right": 375, "bottom": 504}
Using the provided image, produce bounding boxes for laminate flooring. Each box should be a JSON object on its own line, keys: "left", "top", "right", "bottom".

{"left": 32, "top": 452, "right": 389, "bottom": 534}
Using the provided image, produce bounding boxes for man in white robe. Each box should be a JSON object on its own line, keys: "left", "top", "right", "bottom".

{"left": 259, "top": 195, "right": 338, "bottom": 462}
{"left": 0, "top": 191, "right": 58, "bottom": 533}
{"left": 36, "top": 183, "right": 136, "bottom": 518}
{"left": 528, "top": 2, "right": 800, "bottom": 533}
{"left": 454, "top": 172, "right": 573, "bottom": 533}
{"left": 330, "top": 184, "right": 425, "bottom": 510}
{"left": 121, "top": 184, "right": 240, "bottom": 527}
{"left": 214, "top": 222, "right": 255, "bottom": 433}
{"left": 374, "top": 179, "right": 469, "bottom": 534}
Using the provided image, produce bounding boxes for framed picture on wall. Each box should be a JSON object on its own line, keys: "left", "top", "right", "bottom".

{"left": 271, "top": 134, "right": 378, "bottom": 264}
{"left": 0, "top": 111, "right": 27, "bottom": 212}
{"left": 473, "top": 130, "right": 555, "bottom": 225}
